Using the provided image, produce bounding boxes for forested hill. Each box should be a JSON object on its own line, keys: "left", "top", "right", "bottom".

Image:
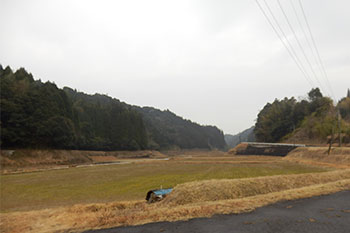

{"left": 63, "top": 87, "right": 148, "bottom": 150}
{"left": 254, "top": 88, "right": 350, "bottom": 144}
{"left": 134, "top": 107, "right": 226, "bottom": 150}
{"left": 0, "top": 65, "right": 226, "bottom": 150}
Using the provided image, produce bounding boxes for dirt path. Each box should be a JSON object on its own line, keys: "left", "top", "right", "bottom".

{"left": 85, "top": 191, "right": 350, "bottom": 233}
{"left": 1, "top": 158, "right": 170, "bottom": 175}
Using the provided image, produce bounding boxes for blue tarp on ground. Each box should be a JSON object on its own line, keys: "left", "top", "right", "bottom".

{"left": 146, "top": 188, "right": 173, "bottom": 201}
{"left": 153, "top": 188, "right": 173, "bottom": 196}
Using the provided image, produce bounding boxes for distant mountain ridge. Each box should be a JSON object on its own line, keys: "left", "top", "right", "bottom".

{"left": 224, "top": 126, "right": 255, "bottom": 149}
{"left": 0, "top": 65, "right": 226, "bottom": 150}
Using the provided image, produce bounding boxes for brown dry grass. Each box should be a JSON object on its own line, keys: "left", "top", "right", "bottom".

{"left": 162, "top": 169, "right": 350, "bottom": 206}
{"left": 0, "top": 149, "right": 166, "bottom": 174}
{"left": 162, "top": 149, "right": 227, "bottom": 157}
{"left": 163, "top": 155, "right": 282, "bottom": 165}
{"left": 284, "top": 147, "right": 350, "bottom": 168}
{"left": 150, "top": 160, "right": 278, "bottom": 165}
{"left": 170, "top": 155, "right": 280, "bottom": 162}
{"left": 1, "top": 170, "right": 349, "bottom": 233}
{"left": 1, "top": 157, "right": 327, "bottom": 213}
{"left": 227, "top": 143, "right": 249, "bottom": 155}
{"left": 132, "top": 155, "right": 302, "bottom": 168}
{"left": 88, "top": 156, "right": 119, "bottom": 163}
{"left": 1, "top": 150, "right": 348, "bottom": 232}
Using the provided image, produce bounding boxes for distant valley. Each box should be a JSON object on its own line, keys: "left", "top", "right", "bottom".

{"left": 1, "top": 65, "right": 350, "bottom": 152}
{"left": 224, "top": 126, "right": 255, "bottom": 149}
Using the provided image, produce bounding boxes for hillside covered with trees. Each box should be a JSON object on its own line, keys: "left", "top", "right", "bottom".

{"left": 0, "top": 65, "right": 226, "bottom": 150}
{"left": 254, "top": 88, "right": 350, "bottom": 144}
{"left": 135, "top": 106, "right": 226, "bottom": 150}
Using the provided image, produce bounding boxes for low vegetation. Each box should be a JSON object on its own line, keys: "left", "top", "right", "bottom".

{"left": 0, "top": 149, "right": 166, "bottom": 173}
{"left": 1, "top": 170, "right": 349, "bottom": 233}
{"left": 162, "top": 169, "right": 350, "bottom": 206}
{"left": 1, "top": 150, "right": 349, "bottom": 233}
{"left": 0, "top": 156, "right": 327, "bottom": 212}
{"left": 284, "top": 147, "right": 350, "bottom": 168}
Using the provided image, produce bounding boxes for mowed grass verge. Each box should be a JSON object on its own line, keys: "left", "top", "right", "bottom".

{"left": 0, "top": 157, "right": 328, "bottom": 212}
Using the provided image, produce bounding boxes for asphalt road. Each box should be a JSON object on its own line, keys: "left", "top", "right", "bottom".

{"left": 85, "top": 190, "right": 350, "bottom": 233}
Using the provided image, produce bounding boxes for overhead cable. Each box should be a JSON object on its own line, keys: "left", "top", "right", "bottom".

{"left": 255, "top": 0, "right": 314, "bottom": 87}
{"left": 289, "top": 0, "right": 320, "bottom": 76}
{"left": 277, "top": 0, "right": 327, "bottom": 95}
{"left": 298, "top": 0, "right": 335, "bottom": 99}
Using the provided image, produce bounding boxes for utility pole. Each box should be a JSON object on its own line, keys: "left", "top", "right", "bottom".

{"left": 338, "top": 109, "right": 342, "bottom": 147}
{"left": 328, "top": 106, "right": 337, "bottom": 155}
{"left": 328, "top": 125, "right": 334, "bottom": 155}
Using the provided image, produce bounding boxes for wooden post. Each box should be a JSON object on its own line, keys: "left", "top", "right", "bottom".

{"left": 328, "top": 125, "right": 334, "bottom": 155}
{"left": 338, "top": 110, "right": 342, "bottom": 147}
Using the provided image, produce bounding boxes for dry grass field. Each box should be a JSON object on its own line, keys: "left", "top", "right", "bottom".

{"left": 284, "top": 147, "right": 350, "bottom": 168}
{"left": 0, "top": 149, "right": 167, "bottom": 174}
{"left": 0, "top": 149, "right": 349, "bottom": 233}
{"left": 0, "top": 155, "right": 326, "bottom": 212}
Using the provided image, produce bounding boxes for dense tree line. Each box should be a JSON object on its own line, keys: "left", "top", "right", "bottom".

{"left": 254, "top": 88, "right": 350, "bottom": 143}
{"left": 63, "top": 87, "right": 148, "bottom": 150}
{"left": 0, "top": 65, "right": 226, "bottom": 150}
{"left": 1, "top": 66, "right": 77, "bottom": 149}
{"left": 0, "top": 65, "right": 148, "bottom": 150}
{"left": 338, "top": 89, "right": 350, "bottom": 121}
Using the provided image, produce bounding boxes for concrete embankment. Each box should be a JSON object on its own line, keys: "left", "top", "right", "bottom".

{"left": 228, "top": 142, "right": 305, "bottom": 156}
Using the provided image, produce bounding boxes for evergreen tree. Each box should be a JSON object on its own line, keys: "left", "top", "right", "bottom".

{"left": 308, "top": 87, "right": 323, "bottom": 101}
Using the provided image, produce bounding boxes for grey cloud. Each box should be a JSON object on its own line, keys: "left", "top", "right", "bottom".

{"left": 0, "top": 0, "right": 349, "bottom": 134}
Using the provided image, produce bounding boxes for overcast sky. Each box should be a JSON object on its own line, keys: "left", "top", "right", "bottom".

{"left": 1, "top": 0, "right": 349, "bottom": 135}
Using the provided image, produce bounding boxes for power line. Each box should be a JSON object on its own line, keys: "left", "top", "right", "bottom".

{"left": 254, "top": 0, "right": 313, "bottom": 86}
{"left": 289, "top": 0, "right": 320, "bottom": 75}
{"left": 290, "top": 0, "right": 334, "bottom": 99}
{"left": 298, "top": 0, "right": 336, "bottom": 99}
{"left": 261, "top": 0, "right": 315, "bottom": 85}
{"left": 276, "top": 0, "right": 328, "bottom": 95}
{"left": 256, "top": 0, "right": 315, "bottom": 87}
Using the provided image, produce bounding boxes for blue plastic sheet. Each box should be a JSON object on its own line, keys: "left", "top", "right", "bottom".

{"left": 153, "top": 188, "right": 173, "bottom": 196}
